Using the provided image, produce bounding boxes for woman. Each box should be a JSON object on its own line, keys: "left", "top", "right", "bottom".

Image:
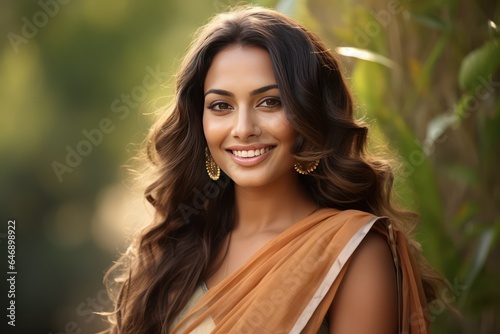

{"left": 104, "top": 6, "right": 444, "bottom": 333}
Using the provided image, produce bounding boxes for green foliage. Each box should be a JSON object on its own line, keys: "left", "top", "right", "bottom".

{"left": 459, "top": 38, "right": 500, "bottom": 91}
{"left": 277, "top": 0, "right": 500, "bottom": 332}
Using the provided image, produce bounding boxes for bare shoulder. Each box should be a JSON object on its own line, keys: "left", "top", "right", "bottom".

{"left": 328, "top": 230, "right": 398, "bottom": 334}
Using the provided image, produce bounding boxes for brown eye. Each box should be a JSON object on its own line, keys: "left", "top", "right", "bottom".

{"left": 258, "top": 98, "right": 281, "bottom": 108}
{"left": 208, "top": 102, "right": 233, "bottom": 111}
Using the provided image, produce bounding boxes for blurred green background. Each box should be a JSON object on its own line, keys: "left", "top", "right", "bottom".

{"left": 1, "top": 0, "right": 499, "bottom": 333}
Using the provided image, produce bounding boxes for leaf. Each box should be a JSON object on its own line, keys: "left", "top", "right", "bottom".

{"left": 458, "top": 39, "right": 500, "bottom": 91}
{"left": 488, "top": 20, "right": 500, "bottom": 38}
{"left": 423, "top": 113, "right": 456, "bottom": 155}
{"left": 416, "top": 33, "right": 449, "bottom": 92}
{"left": 351, "top": 60, "right": 387, "bottom": 112}
{"left": 459, "top": 227, "right": 496, "bottom": 307}
{"left": 454, "top": 92, "right": 476, "bottom": 120}
{"left": 335, "top": 47, "right": 398, "bottom": 69}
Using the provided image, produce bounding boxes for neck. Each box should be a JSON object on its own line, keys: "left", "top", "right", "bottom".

{"left": 233, "top": 172, "right": 317, "bottom": 234}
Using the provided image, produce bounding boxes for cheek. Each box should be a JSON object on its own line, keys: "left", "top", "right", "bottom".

{"left": 268, "top": 113, "right": 296, "bottom": 146}
{"left": 203, "top": 114, "right": 224, "bottom": 148}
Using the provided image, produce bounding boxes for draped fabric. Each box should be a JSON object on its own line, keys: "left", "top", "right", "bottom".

{"left": 170, "top": 208, "right": 430, "bottom": 333}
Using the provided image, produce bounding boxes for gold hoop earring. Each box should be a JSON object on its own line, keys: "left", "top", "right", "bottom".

{"left": 294, "top": 160, "right": 319, "bottom": 175}
{"left": 205, "top": 147, "right": 220, "bottom": 181}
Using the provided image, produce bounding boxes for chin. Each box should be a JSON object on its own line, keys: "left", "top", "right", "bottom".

{"left": 225, "top": 173, "right": 272, "bottom": 189}
{"left": 226, "top": 169, "right": 295, "bottom": 189}
{"left": 231, "top": 178, "right": 269, "bottom": 189}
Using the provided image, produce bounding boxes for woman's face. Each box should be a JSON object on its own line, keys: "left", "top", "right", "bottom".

{"left": 203, "top": 45, "right": 297, "bottom": 188}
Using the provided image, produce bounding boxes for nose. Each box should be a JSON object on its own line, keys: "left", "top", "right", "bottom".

{"left": 231, "top": 107, "right": 261, "bottom": 139}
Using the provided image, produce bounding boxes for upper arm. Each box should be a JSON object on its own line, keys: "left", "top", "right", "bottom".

{"left": 328, "top": 231, "right": 398, "bottom": 334}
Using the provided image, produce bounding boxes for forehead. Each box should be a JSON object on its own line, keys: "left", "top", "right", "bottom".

{"left": 204, "top": 45, "right": 277, "bottom": 91}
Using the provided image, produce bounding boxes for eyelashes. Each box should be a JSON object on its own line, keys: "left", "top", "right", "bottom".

{"left": 207, "top": 101, "right": 233, "bottom": 111}
{"left": 258, "top": 98, "right": 281, "bottom": 108}
{"left": 207, "top": 97, "right": 282, "bottom": 112}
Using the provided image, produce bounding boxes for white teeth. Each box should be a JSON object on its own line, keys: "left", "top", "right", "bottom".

{"left": 232, "top": 147, "right": 272, "bottom": 157}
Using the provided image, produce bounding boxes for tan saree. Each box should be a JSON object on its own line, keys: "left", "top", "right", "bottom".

{"left": 171, "top": 208, "right": 430, "bottom": 333}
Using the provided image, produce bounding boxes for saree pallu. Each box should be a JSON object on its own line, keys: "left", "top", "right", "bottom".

{"left": 171, "top": 208, "right": 430, "bottom": 333}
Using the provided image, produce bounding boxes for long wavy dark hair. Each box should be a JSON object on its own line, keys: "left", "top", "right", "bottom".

{"left": 103, "top": 6, "right": 443, "bottom": 333}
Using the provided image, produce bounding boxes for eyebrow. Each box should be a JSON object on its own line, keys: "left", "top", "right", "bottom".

{"left": 204, "top": 84, "right": 279, "bottom": 98}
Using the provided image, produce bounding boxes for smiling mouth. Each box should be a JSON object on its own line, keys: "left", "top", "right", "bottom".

{"left": 229, "top": 146, "right": 275, "bottom": 158}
